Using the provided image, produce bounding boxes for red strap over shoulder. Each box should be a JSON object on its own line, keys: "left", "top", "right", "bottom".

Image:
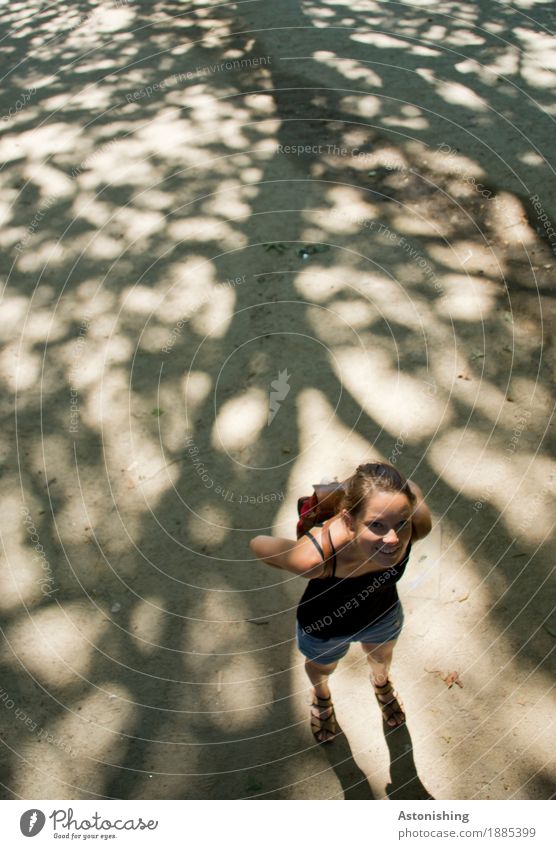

{"left": 296, "top": 493, "right": 318, "bottom": 538}
{"left": 296, "top": 484, "right": 344, "bottom": 539}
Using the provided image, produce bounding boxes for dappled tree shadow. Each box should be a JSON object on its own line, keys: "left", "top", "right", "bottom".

{"left": 0, "top": 0, "right": 554, "bottom": 800}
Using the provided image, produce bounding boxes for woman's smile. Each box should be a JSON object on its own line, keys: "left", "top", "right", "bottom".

{"left": 376, "top": 544, "right": 401, "bottom": 556}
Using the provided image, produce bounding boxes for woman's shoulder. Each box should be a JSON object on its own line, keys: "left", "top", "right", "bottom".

{"left": 293, "top": 533, "right": 327, "bottom": 577}
{"left": 306, "top": 515, "right": 348, "bottom": 546}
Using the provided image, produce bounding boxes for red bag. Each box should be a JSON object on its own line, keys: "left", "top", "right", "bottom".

{"left": 296, "top": 482, "right": 345, "bottom": 539}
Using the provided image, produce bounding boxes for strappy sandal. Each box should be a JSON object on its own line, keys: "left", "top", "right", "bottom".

{"left": 310, "top": 694, "right": 338, "bottom": 743}
{"left": 373, "top": 679, "right": 405, "bottom": 727}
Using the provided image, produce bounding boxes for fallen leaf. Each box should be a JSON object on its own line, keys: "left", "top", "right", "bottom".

{"left": 442, "top": 671, "right": 463, "bottom": 688}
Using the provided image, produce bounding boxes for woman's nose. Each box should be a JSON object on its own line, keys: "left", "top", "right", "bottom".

{"left": 383, "top": 528, "right": 399, "bottom": 545}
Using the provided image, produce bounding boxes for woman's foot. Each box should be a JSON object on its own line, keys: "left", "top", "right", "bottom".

{"left": 373, "top": 677, "right": 405, "bottom": 727}
{"left": 310, "top": 686, "right": 338, "bottom": 743}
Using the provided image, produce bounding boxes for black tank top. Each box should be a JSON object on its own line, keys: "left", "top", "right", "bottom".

{"left": 296, "top": 523, "right": 411, "bottom": 638}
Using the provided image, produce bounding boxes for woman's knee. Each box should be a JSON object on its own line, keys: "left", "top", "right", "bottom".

{"left": 361, "top": 639, "right": 396, "bottom": 663}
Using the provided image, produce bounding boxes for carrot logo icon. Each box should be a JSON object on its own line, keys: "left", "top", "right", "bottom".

{"left": 268, "top": 368, "right": 291, "bottom": 425}
{"left": 20, "top": 809, "right": 46, "bottom": 836}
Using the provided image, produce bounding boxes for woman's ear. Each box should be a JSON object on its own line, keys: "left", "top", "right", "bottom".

{"left": 342, "top": 509, "right": 354, "bottom": 532}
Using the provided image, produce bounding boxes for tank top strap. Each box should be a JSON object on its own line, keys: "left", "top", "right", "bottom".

{"left": 303, "top": 529, "right": 325, "bottom": 560}
{"left": 320, "top": 517, "right": 338, "bottom": 578}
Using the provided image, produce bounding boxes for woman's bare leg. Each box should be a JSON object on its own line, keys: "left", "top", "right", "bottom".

{"left": 361, "top": 639, "right": 404, "bottom": 727}
{"left": 304, "top": 658, "right": 339, "bottom": 741}
{"left": 361, "top": 638, "right": 396, "bottom": 685}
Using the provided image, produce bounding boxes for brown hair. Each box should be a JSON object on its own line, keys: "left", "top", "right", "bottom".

{"left": 340, "top": 462, "right": 415, "bottom": 524}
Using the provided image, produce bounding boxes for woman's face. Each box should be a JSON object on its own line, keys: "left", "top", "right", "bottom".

{"left": 344, "top": 489, "right": 413, "bottom": 565}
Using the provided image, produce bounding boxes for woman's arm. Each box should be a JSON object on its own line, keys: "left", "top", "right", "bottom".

{"left": 249, "top": 534, "right": 325, "bottom": 578}
{"left": 407, "top": 480, "right": 433, "bottom": 542}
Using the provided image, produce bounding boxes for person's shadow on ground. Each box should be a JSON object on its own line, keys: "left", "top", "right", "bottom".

{"left": 314, "top": 716, "right": 433, "bottom": 800}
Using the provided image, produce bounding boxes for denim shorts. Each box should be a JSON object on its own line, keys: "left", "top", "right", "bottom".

{"left": 296, "top": 601, "right": 404, "bottom": 665}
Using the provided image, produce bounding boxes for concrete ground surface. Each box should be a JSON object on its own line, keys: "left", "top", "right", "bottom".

{"left": 0, "top": 0, "right": 555, "bottom": 801}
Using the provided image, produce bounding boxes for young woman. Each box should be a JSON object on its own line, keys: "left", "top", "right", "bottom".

{"left": 250, "top": 462, "right": 432, "bottom": 742}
